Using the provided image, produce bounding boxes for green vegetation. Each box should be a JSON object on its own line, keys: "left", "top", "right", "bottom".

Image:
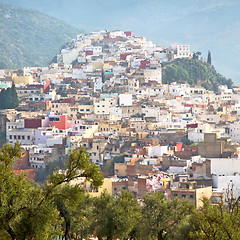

{"left": 2, "top": 143, "right": 240, "bottom": 239}
{"left": 0, "top": 2, "right": 80, "bottom": 68}
{"left": 0, "top": 84, "right": 19, "bottom": 109}
{"left": 35, "top": 159, "right": 66, "bottom": 183}
{"left": 137, "top": 192, "right": 193, "bottom": 240}
{"left": 207, "top": 51, "right": 212, "bottom": 65}
{"left": 0, "top": 143, "right": 103, "bottom": 240}
{"left": 92, "top": 190, "right": 141, "bottom": 240}
{"left": 0, "top": 132, "right": 6, "bottom": 148}
{"left": 162, "top": 58, "right": 233, "bottom": 92}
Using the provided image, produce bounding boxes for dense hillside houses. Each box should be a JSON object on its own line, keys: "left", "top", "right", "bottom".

{"left": 0, "top": 30, "right": 240, "bottom": 207}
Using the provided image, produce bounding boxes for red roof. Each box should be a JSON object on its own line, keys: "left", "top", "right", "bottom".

{"left": 176, "top": 143, "right": 183, "bottom": 152}
{"left": 60, "top": 97, "right": 75, "bottom": 103}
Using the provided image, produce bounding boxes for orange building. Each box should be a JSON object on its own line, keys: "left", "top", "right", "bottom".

{"left": 53, "top": 115, "right": 73, "bottom": 130}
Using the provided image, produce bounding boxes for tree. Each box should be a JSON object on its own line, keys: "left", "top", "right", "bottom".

{"left": 35, "top": 159, "right": 66, "bottom": 183}
{"left": 91, "top": 190, "right": 114, "bottom": 240}
{"left": 138, "top": 192, "right": 193, "bottom": 240}
{"left": 183, "top": 197, "right": 240, "bottom": 240}
{"left": 0, "top": 143, "right": 60, "bottom": 240}
{"left": 0, "top": 85, "right": 19, "bottom": 109}
{"left": 193, "top": 52, "right": 201, "bottom": 60}
{"left": 0, "top": 143, "right": 103, "bottom": 239}
{"left": 162, "top": 58, "right": 233, "bottom": 91}
{"left": 207, "top": 51, "right": 212, "bottom": 65}
{"left": 69, "top": 192, "right": 94, "bottom": 240}
{"left": 92, "top": 190, "right": 141, "bottom": 240}
{"left": 10, "top": 84, "right": 19, "bottom": 109}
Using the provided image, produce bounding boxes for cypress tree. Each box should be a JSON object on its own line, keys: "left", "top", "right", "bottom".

{"left": 6, "top": 87, "right": 12, "bottom": 109}
{"left": 11, "top": 84, "right": 19, "bottom": 108}
{"left": 0, "top": 89, "right": 7, "bottom": 109}
{"left": 0, "top": 84, "right": 19, "bottom": 109}
{"left": 207, "top": 51, "right": 212, "bottom": 65}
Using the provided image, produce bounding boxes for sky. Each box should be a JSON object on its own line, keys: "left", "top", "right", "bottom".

{"left": 1, "top": 0, "right": 240, "bottom": 83}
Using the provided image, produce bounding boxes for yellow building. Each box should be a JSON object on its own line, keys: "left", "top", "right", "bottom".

{"left": 99, "top": 121, "right": 121, "bottom": 132}
{"left": 114, "top": 163, "right": 127, "bottom": 177}
{"left": 13, "top": 75, "right": 33, "bottom": 85}
{"left": 70, "top": 177, "right": 112, "bottom": 197}
{"left": 171, "top": 181, "right": 212, "bottom": 209}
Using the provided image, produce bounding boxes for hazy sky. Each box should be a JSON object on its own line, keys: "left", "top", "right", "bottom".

{"left": 1, "top": 0, "right": 240, "bottom": 83}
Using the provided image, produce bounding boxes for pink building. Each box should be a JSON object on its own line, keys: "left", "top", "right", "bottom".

{"left": 53, "top": 115, "right": 73, "bottom": 130}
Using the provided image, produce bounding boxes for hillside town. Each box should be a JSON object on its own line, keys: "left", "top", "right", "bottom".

{"left": 1, "top": 29, "right": 240, "bottom": 208}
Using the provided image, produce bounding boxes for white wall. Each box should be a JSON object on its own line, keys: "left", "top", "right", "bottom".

{"left": 213, "top": 175, "right": 240, "bottom": 199}
{"left": 209, "top": 158, "right": 240, "bottom": 176}
{"left": 119, "top": 94, "right": 132, "bottom": 106}
{"left": 174, "top": 44, "right": 191, "bottom": 59}
{"left": 228, "top": 123, "right": 240, "bottom": 142}
{"left": 62, "top": 48, "right": 79, "bottom": 65}
{"left": 147, "top": 146, "right": 168, "bottom": 157}
{"left": 144, "top": 68, "right": 162, "bottom": 84}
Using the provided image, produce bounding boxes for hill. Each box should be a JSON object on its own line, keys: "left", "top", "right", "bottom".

{"left": 162, "top": 58, "right": 233, "bottom": 92}
{"left": 0, "top": 2, "right": 80, "bottom": 68}
{"left": 1, "top": 0, "right": 239, "bottom": 84}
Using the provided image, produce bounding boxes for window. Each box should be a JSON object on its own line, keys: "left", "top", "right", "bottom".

{"left": 190, "top": 195, "right": 194, "bottom": 199}
{"left": 22, "top": 136, "right": 25, "bottom": 140}
{"left": 182, "top": 194, "right": 186, "bottom": 198}
{"left": 14, "top": 135, "right": 16, "bottom": 139}
{"left": 9, "top": 135, "right": 12, "bottom": 139}
{"left": 27, "top": 136, "right": 30, "bottom": 140}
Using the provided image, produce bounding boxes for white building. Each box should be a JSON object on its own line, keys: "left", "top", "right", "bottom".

{"left": 209, "top": 158, "right": 240, "bottom": 176}
{"left": 226, "top": 123, "right": 240, "bottom": 143}
{"left": 188, "top": 123, "right": 213, "bottom": 143}
{"left": 146, "top": 146, "right": 169, "bottom": 158}
{"left": 173, "top": 44, "right": 191, "bottom": 59}
{"left": 109, "top": 30, "right": 126, "bottom": 38}
{"left": 119, "top": 93, "right": 132, "bottom": 106}
{"left": 83, "top": 46, "right": 102, "bottom": 54}
{"left": 61, "top": 48, "right": 79, "bottom": 65}
{"left": 93, "top": 94, "right": 118, "bottom": 115}
{"left": 7, "top": 128, "right": 35, "bottom": 145}
{"left": 169, "top": 83, "right": 190, "bottom": 96}
{"left": 213, "top": 174, "right": 240, "bottom": 200}
{"left": 144, "top": 68, "right": 162, "bottom": 84}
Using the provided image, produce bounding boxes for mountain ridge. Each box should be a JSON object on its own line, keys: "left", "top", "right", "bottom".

{"left": 0, "top": 2, "right": 81, "bottom": 68}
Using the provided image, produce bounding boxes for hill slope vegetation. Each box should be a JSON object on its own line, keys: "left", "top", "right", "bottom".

{"left": 0, "top": 2, "right": 80, "bottom": 68}
{"left": 162, "top": 58, "right": 233, "bottom": 92}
